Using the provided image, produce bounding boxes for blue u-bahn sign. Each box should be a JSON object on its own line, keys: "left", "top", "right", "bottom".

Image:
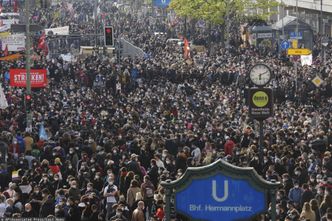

{"left": 153, "top": 0, "right": 171, "bottom": 8}
{"left": 162, "top": 160, "right": 280, "bottom": 221}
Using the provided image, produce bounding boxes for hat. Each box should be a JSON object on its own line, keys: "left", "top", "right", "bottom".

{"left": 324, "top": 151, "right": 331, "bottom": 158}
{"left": 55, "top": 158, "right": 61, "bottom": 164}
{"left": 78, "top": 202, "right": 86, "bottom": 208}
{"left": 131, "top": 153, "right": 138, "bottom": 159}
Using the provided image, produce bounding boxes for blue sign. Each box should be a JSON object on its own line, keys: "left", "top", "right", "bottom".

{"left": 153, "top": 0, "right": 171, "bottom": 8}
{"left": 281, "top": 40, "right": 290, "bottom": 50}
{"left": 175, "top": 173, "right": 266, "bottom": 221}
{"left": 290, "top": 31, "right": 302, "bottom": 39}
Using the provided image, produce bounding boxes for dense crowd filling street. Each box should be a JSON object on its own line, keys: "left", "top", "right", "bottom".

{"left": 0, "top": 0, "right": 331, "bottom": 221}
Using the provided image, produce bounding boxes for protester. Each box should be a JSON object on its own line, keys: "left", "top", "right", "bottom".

{"left": 0, "top": 0, "right": 330, "bottom": 221}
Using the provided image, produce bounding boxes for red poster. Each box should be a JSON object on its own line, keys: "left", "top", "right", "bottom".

{"left": 10, "top": 69, "right": 48, "bottom": 88}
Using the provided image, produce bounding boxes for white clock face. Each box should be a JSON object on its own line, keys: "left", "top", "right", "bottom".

{"left": 249, "top": 64, "right": 271, "bottom": 86}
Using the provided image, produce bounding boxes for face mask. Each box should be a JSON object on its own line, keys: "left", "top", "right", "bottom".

{"left": 109, "top": 182, "right": 113, "bottom": 185}
{"left": 55, "top": 208, "right": 60, "bottom": 213}
{"left": 69, "top": 150, "right": 74, "bottom": 154}
{"left": 43, "top": 177, "right": 48, "bottom": 181}
{"left": 113, "top": 150, "right": 117, "bottom": 154}
{"left": 294, "top": 185, "right": 299, "bottom": 188}
{"left": 166, "top": 161, "right": 170, "bottom": 164}
{"left": 91, "top": 160, "right": 95, "bottom": 163}
{"left": 68, "top": 165, "right": 73, "bottom": 169}
{"left": 54, "top": 178, "right": 59, "bottom": 181}
{"left": 72, "top": 185, "right": 77, "bottom": 189}
{"left": 310, "top": 179, "right": 315, "bottom": 182}
{"left": 116, "top": 212, "right": 122, "bottom": 216}
{"left": 95, "top": 176, "right": 100, "bottom": 179}
{"left": 66, "top": 202, "right": 70, "bottom": 206}
{"left": 295, "top": 171, "right": 300, "bottom": 175}
{"left": 87, "top": 187, "right": 92, "bottom": 191}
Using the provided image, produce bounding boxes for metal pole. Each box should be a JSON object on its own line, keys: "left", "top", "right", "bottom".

{"left": 281, "top": 0, "right": 285, "bottom": 39}
{"left": 94, "top": 0, "right": 98, "bottom": 54}
{"left": 271, "top": 189, "right": 277, "bottom": 221}
{"left": 323, "top": 46, "right": 326, "bottom": 64}
{"left": 294, "top": 0, "right": 299, "bottom": 98}
{"left": 320, "top": 0, "right": 323, "bottom": 34}
{"left": 25, "top": 0, "right": 32, "bottom": 132}
{"left": 165, "top": 183, "right": 171, "bottom": 221}
{"left": 259, "top": 120, "right": 264, "bottom": 166}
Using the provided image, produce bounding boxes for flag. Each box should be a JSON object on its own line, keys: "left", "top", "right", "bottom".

{"left": 0, "top": 84, "right": 8, "bottom": 109}
{"left": 183, "top": 38, "right": 190, "bottom": 59}
{"left": 43, "top": 43, "right": 48, "bottom": 56}
{"left": 37, "top": 32, "right": 46, "bottom": 49}
{"left": 13, "top": 0, "right": 17, "bottom": 13}
{"left": 37, "top": 32, "right": 48, "bottom": 56}
{"left": 12, "top": 170, "right": 20, "bottom": 181}
{"left": 0, "top": 53, "right": 22, "bottom": 61}
{"left": 49, "top": 165, "right": 60, "bottom": 174}
{"left": 39, "top": 123, "right": 48, "bottom": 140}
{"left": 3, "top": 44, "right": 8, "bottom": 57}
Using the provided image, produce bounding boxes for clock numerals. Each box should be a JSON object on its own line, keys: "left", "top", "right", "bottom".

{"left": 249, "top": 64, "right": 272, "bottom": 87}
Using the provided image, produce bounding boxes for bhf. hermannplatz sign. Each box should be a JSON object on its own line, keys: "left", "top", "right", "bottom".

{"left": 161, "top": 160, "right": 280, "bottom": 221}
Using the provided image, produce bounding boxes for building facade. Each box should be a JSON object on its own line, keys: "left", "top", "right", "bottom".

{"left": 275, "top": 0, "right": 332, "bottom": 36}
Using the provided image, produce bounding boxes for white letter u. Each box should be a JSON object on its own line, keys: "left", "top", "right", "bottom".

{"left": 212, "top": 180, "right": 229, "bottom": 202}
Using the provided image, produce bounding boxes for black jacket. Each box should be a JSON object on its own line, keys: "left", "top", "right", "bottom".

{"left": 39, "top": 196, "right": 54, "bottom": 217}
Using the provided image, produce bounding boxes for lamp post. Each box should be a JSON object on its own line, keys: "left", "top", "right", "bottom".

{"left": 322, "top": 37, "right": 328, "bottom": 64}
{"left": 25, "top": 0, "right": 32, "bottom": 132}
{"left": 320, "top": 0, "right": 323, "bottom": 34}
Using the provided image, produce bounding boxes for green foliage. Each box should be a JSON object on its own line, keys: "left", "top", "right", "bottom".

{"left": 169, "top": 0, "right": 280, "bottom": 24}
{"left": 247, "top": 0, "right": 280, "bottom": 20}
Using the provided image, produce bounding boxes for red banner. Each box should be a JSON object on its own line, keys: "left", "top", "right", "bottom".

{"left": 10, "top": 69, "right": 48, "bottom": 88}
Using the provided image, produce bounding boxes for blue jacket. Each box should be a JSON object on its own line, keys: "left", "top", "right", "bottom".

{"left": 288, "top": 187, "right": 303, "bottom": 204}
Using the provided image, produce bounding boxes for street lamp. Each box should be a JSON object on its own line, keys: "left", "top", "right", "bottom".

{"left": 25, "top": 0, "right": 32, "bottom": 132}
{"left": 322, "top": 36, "right": 328, "bottom": 64}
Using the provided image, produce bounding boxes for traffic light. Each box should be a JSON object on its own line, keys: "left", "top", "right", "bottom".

{"left": 25, "top": 94, "right": 32, "bottom": 113}
{"left": 104, "top": 26, "right": 114, "bottom": 47}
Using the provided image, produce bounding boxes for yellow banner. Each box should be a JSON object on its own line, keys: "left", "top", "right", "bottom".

{"left": 0, "top": 53, "right": 22, "bottom": 61}
{"left": 0, "top": 32, "right": 11, "bottom": 38}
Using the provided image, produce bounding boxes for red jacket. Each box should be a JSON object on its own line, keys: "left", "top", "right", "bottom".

{"left": 224, "top": 139, "right": 235, "bottom": 156}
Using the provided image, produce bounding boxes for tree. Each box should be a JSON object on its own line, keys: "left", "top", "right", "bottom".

{"left": 169, "top": 0, "right": 279, "bottom": 25}
{"left": 169, "top": 0, "right": 279, "bottom": 46}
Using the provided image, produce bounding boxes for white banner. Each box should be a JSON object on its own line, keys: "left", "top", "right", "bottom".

{"left": 0, "top": 84, "right": 8, "bottom": 110}
{"left": 45, "top": 26, "right": 69, "bottom": 36}
{"left": 0, "top": 24, "right": 10, "bottom": 32}
{"left": 257, "top": 33, "right": 273, "bottom": 39}
{"left": 60, "top": 53, "right": 76, "bottom": 62}
{"left": 1, "top": 35, "right": 25, "bottom": 51}
{"left": 301, "top": 54, "right": 312, "bottom": 66}
{"left": 0, "top": 19, "right": 19, "bottom": 26}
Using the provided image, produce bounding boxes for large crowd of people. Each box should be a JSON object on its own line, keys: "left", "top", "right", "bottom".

{"left": 0, "top": 0, "right": 331, "bottom": 221}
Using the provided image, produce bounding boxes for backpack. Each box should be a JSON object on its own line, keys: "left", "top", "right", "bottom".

{"left": 145, "top": 186, "right": 154, "bottom": 198}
